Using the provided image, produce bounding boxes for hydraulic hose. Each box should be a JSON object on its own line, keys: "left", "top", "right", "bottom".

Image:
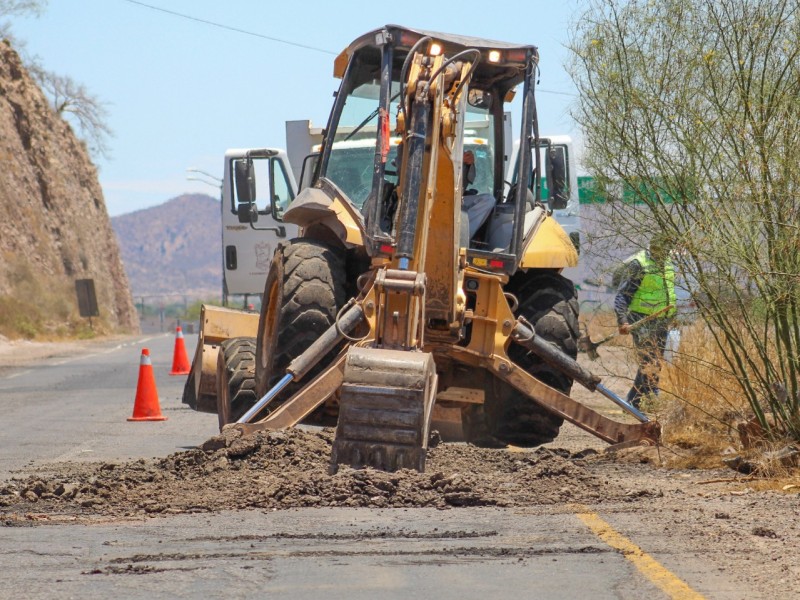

{"left": 237, "top": 302, "right": 365, "bottom": 424}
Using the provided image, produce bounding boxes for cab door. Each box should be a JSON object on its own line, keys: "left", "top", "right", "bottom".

{"left": 221, "top": 148, "right": 299, "bottom": 302}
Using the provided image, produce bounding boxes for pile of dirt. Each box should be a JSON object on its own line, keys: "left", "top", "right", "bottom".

{"left": 0, "top": 428, "right": 639, "bottom": 519}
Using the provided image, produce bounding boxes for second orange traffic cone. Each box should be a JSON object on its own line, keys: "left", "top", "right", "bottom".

{"left": 128, "top": 348, "right": 167, "bottom": 421}
{"left": 169, "top": 325, "right": 191, "bottom": 376}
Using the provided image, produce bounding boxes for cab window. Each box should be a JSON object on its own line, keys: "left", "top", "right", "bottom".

{"left": 324, "top": 78, "right": 402, "bottom": 209}
{"left": 270, "top": 158, "right": 295, "bottom": 220}
{"left": 463, "top": 104, "right": 495, "bottom": 196}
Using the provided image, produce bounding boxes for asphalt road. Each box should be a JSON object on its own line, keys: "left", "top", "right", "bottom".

{"left": 0, "top": 334, "right": 792, "bottom": 599}
{"left": 0, "top": 332, "right": 218, "bottom": 480}
{"left": 3, "top": 506, "right": 704, "bottom": 600}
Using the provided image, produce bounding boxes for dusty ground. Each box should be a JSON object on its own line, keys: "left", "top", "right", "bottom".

{"left": 1, "top": 423, "right": 799, "bottom": 594}
{"left": 0, "top": 335, "right": 650, "bottom": 521}
{"left": 2, "top": 336, "right": 798, "bottom": 594}
{"left": 0, "top": 427, "right": 608, "bottom": 516}
{"left": 0, "top": 335, "right": 795, "bottom": 520}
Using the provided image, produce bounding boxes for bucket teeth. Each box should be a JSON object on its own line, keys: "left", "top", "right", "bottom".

{"left": 331, "top": 348, "right": 436, "bottom": 473}
{"left": 331, "top": 441, "right": 423, "bottom": 473}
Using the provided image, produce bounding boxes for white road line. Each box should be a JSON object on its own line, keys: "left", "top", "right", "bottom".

{"left": 50, "top": 335, "right": 168, "bottom": 365}
{"left": 3, "top": 370, "right": 32, "bottom": 380}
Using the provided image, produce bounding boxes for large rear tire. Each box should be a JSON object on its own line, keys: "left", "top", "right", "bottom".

{"left": 216, "top": 337, "right": 257, "bottom": 430}
{"left": 254, "top": 239, "right": 347, "bottom": 420}
{"left": 486, "top": 269, "right": 579, "bottom": 446}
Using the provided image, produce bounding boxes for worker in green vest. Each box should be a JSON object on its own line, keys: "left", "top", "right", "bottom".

{"left": 614, "top": 235, "right": 677, "bottom": 408}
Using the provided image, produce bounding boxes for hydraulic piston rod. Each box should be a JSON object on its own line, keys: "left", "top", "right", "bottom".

{"left": 237, "top": 303, "right": 366, "bottom": 424}
{"left": 510, "top": 319, "right": 649, "bottom": 423}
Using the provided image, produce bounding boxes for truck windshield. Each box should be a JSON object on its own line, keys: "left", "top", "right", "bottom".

{"left": 323, "top": 61, "right": 497, "bottom": 211}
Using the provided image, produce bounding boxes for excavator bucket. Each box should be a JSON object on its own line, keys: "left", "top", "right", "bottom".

{"left": 331, "top": 347, "right": 437, "bottom": 473}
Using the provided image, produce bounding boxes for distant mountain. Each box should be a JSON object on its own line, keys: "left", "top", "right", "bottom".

{"left": 111, "top": 194, "right": 222, "bottom": 299}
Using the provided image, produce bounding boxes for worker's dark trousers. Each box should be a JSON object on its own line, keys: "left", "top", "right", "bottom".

{"left": 626, "top": 315, "right": 670, "bottom": 408}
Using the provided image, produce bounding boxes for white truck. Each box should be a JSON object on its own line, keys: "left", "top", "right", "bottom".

{"left": 183, "top": 148, "right": 298, "bottom": 414}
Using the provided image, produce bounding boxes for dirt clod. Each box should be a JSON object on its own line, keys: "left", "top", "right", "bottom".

{"left": 752, "top": 527, "right": 779, "bottom": 539}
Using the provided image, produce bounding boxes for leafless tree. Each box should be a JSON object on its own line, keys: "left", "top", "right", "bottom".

{"left": 0, "top": 0, "right": 45, "bottom": 38}
{"left": 27, "top": 62, "right": 113, "bottom": 159}
{"left": 569, "top": 0, "right": 800, "bottom": 440}
{"left": 1, "top": 1, "right": 112, "bottom": 160}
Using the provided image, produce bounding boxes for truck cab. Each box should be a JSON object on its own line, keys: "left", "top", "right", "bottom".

{"left": 221, "top": 148, "right": 299, "bottom": 306}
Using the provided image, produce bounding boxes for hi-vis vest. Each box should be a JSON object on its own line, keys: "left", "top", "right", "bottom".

{"left": 627, "top": 250, "right": 676, "bottom": 317}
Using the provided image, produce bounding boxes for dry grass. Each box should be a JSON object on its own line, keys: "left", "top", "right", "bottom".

{"left": 579, "top": 310, "right": 799, "bottom": 481}
{"left": 745, "top": 476, "right": 800, "bottom": 493}
{"left": 0, "top": 257, "right": 113, "bottom": 340}
{"left": 651, "top": 323, "right": 798, "bottom": 481}
{"left": 657, "top": 322, "right": 747, "bottom": 455}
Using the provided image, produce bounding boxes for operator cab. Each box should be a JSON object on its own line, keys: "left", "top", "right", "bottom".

{"left": 299, "top": 25, "right": 562, "bottom": 275}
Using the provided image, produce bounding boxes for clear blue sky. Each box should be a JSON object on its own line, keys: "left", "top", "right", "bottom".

{"left": 10, "top": 0, "right": 584, "bottom": 216}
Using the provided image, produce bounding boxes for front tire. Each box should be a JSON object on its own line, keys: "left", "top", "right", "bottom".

{"left": 254, "top": 239, "right": 347, "bottom": 419}
{"left": 461, "top": 403, "right": 507, "bottom": 448}
{"left": 486, "top": 269, "right": 579, "bottom": 446}
{"left": 216, "top": 337, "right": 257, "bottom": 430}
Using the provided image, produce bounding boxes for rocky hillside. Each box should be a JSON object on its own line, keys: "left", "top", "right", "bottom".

{"left": 111, "top": 193, "right": 221, "bottom": 299}
{"left": 0, "top": 40, "right": 138, "bottom": 337}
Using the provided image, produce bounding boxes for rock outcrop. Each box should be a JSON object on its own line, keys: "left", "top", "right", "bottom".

{"left": 0, "top": 40, "right": 138, "bottom": 335}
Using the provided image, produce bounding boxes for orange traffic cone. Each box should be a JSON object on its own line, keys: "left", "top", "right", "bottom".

{"left": 169, "top": 326, "right": 191, "bottom": 376}
{"left": 128, "top": 348, "right": 167, "bottom": 421}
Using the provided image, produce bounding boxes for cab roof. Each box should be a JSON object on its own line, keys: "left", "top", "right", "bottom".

{"left": 334, "top": 24, "right": 538, "bottom": 84}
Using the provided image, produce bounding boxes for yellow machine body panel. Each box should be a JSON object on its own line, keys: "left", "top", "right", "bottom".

{"left": 329, "top": 197, "right": 365, "bottom": 246}
{"left": 520, "top": 215, "right": 578, "bottom": 269}
{"left": 189, "top": 305, "right": 259, "bottom": 413}
{"left": 283, "top": 183, "right": 365, "bottom": 248}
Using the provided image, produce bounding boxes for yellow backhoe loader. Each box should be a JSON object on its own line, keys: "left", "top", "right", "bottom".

{"left": 189, "top": 25, "right": 660, "bottom": 472}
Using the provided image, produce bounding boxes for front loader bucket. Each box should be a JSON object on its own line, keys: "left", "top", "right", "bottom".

{"left": 331, "top": 347, "right": 437, "bottom": 473}
{"left": 182, "top": 304, "right": 259, "bottom": 413}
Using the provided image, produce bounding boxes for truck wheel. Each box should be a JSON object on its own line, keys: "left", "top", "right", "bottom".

{"left": 487, "top": 269, "right": 579, "bottom": 446}
{"left": 255, "top": 239, "right": 347, "bottom": 419}
{"left": 216, "top": 337, "right": 258, "bottom": 430}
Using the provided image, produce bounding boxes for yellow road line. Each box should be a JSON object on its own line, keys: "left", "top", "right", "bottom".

{"left": 573, "top": 506, "right": 705, "bottom": 600}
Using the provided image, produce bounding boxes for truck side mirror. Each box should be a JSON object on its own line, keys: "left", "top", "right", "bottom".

{"left": 234, "top": 158, "right": 257, "bottom": 223}
{"left": 237, "top": 202, "right": 259, "bottom": 224}
{"left": 545, "top": 146, "right": 568, "bottom": 210}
